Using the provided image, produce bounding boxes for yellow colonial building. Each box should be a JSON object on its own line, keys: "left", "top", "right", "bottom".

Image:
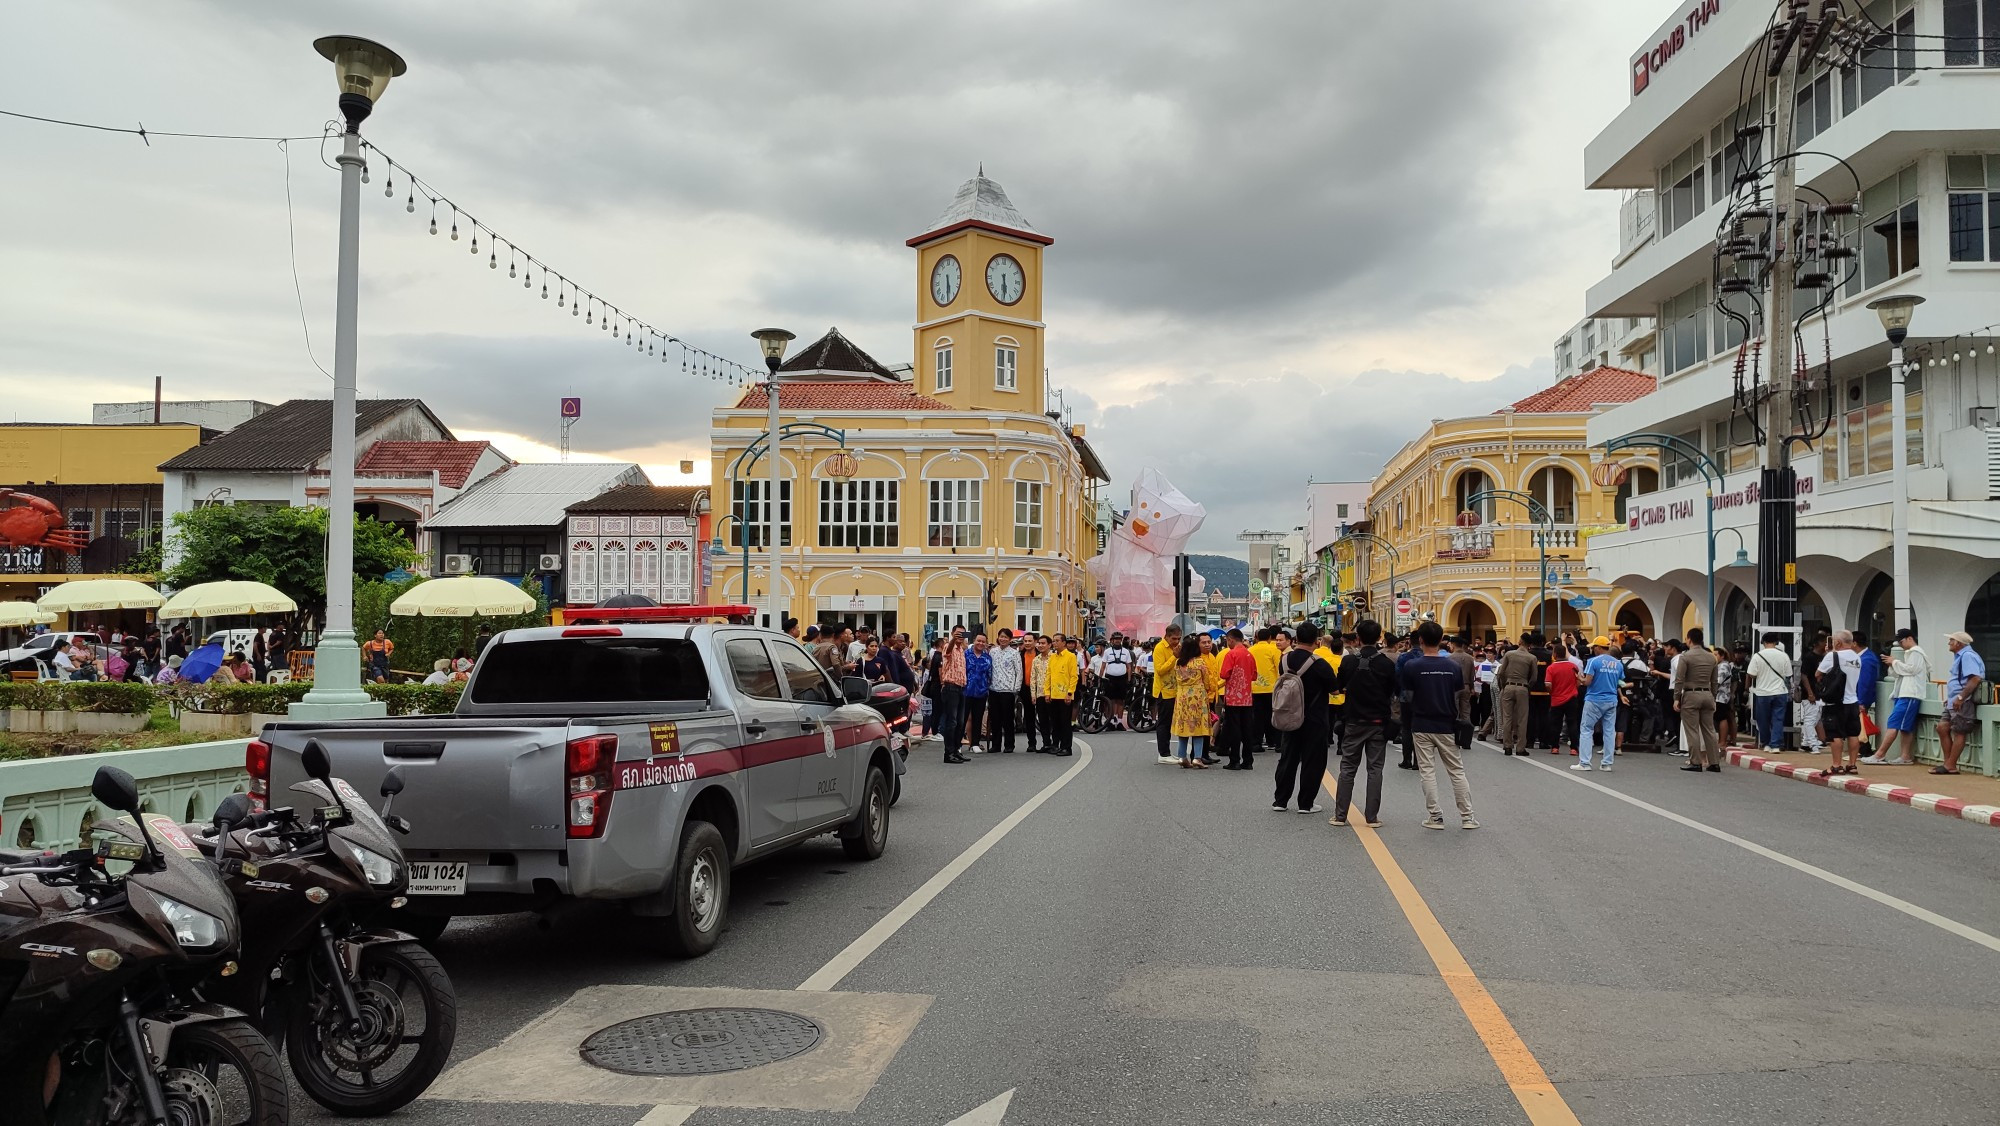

{"left": 709, "top": 174, "right": 1109, "bottom": 640}
{"left": 1358, "top": 366, "right": 1656, "bottom": 642}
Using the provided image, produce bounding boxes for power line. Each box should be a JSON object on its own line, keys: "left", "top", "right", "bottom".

{"left": 0, "top": 107, "right": 320, "bottom": 145}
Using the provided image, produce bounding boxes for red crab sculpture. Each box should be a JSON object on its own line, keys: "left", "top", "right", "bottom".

{"left": 0, "top": 489, "right": 89, "bottom": 551}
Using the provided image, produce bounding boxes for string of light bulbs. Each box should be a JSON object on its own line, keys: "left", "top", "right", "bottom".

{"left": 357, "top": 139, "right": 763, "bottom": 387}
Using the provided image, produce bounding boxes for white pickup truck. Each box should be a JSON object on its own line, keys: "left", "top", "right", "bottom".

{"left": 255, "top": 621, "right": 901, "bottom": 956}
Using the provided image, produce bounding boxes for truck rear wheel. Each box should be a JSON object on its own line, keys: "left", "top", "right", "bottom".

{"left": 660, "top": 819, "right": 730, "bottom": 957}
{"left": 841, "top": 767, "right": 890, "bottom": 860}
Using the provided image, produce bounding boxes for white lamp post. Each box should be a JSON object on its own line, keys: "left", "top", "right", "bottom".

{"left": 752, "top": 328, "right": 795, "bottom": 632}
{"left": 1868, "top": 294, "right": 1924, "bottom": 633}
{"left": 296, "top": 35, "right": 405, "bottom": 719}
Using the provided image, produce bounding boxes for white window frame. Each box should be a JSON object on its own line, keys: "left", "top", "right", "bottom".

{"left": 935, "top": 343, "right": 953, "bottom": 392}
{"left": 927, "top": 479, "right": 981, "bottom": 547}
{"left": 730, "top": 479, "right": 792, "bottom": 548}
{"left": 818, "top": 479, "right": 900, "bottom": 548}
{"left": 994, "top": 344, "right": 1018, "bottom": 392}
{"left": 1015, "top": 597, "right": 1044, "bottom": 634}
{"left": 1013, "top": 481, "right": 1044, "bottom": 550}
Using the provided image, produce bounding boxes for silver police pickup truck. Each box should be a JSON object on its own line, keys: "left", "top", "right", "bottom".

{"left": 255, "top": 622, "right": 900, "bottom": 956}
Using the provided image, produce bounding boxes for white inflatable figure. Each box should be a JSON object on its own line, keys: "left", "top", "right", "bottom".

{"left": 1086, "top": 469, "right": 1206, "bottom": 639}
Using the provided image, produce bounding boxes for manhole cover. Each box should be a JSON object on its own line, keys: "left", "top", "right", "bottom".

{"left": 578, "top": 1008, "right": 823, "bottom": 1076}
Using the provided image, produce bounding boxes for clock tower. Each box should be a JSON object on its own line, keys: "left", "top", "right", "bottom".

{"left": 907, "top": 173, "right": 1052, "bottom": 415}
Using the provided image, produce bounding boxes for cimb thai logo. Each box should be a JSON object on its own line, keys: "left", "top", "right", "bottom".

{"left": 1633, "top": 0, "right": 1723, "bottom": 96}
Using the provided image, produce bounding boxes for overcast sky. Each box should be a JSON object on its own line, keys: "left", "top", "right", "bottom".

{"left": 1, "top": 0, "right": 1668, "bottom": 551}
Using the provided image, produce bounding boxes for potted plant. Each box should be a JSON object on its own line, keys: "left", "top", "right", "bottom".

{"left": 64, "top": 682, "right": 156, "bottom": 735}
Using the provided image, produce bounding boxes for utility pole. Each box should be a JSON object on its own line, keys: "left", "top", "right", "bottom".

{"left": 1757, "top": 0, "right": 1808, "bottom": 652}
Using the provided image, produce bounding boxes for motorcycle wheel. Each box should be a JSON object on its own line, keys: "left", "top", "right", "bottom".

{"left": 287, "top": 940, "right": 458, "bottom": 1116}
{"left": 162, "top": 1018, "right": 291, "bottom": 1126}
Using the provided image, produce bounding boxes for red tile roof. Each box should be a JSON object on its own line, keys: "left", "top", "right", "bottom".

{"left": 730, "top": 382, "right": 951, "bottom": 411}
{"left": 1504, "top": 366, "right": 1656, "bottom": 414}
{"left": 356, "top": 440, "right": 505, "bottom": 488}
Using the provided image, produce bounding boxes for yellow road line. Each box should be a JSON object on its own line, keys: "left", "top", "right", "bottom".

{"left": 1326, "top": 771, "right": 1583, "bottom": 1126}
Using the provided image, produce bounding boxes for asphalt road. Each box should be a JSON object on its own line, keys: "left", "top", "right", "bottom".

{"left": 302, "top": 731, "right": 2000, "bottom": 1125}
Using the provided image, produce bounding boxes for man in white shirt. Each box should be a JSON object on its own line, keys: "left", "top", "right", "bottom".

{"left": 1100, "top": 634, "right": 1135, "bottom": 730}
{"left": 987, "top": 628, "right": 1024, "bottom": 752}
{"left": 1816, "top": 631, "right": 1866, "bottom": 774}
{"left": 1867, "top": 628, "right": 1930, "bottom": 765}
{"left": 1745, "top": 634, "right": 1794, "bottom": 752}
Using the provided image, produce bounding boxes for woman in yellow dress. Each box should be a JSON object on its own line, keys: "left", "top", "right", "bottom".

{"left": 1172, "top": 634, "right": 1213, "bottom": 768}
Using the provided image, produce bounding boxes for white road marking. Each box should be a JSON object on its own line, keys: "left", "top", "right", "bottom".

{"left": 944, "top": 1087, "right": 1016, "bottom": 1123}
{"left": 633, "top": 1107, "right": 697, "bottom": 1126}
{"left": 1517, "top": 752, "right": 2000, "bottom": 954}
{"left": 798, "top": 740, "right": 1094, "bottom": 991}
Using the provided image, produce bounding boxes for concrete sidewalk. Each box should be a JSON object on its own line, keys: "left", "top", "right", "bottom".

{"left": 1724, "top": 747, "right": 2000, "bottom": 828}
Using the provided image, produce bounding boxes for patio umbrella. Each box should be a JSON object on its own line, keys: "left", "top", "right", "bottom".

{"left": 0, "top": 601, "right": 57, "bottom": 628}
{"left": 389, "top": 576, "right": 536, "bottom": 618}
{"left": 37, "top": 578, "right": 166, "bottom": 613}
{"left": 160, "top": 580, "right": 298, "bottom": 619}
{"left": 179, "top": 642, "right": 225, "bottom": 684}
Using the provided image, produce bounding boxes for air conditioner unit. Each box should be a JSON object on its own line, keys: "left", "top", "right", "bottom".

{"left": 442, "top": 554, "right": 473, "bottom": 575}
{"left": 537, "top": 554, "right": 563, "bottom": 571}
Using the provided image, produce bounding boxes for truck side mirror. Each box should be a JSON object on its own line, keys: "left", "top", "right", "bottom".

{"left": 841, "top": 676, "right": 870, "bottom": 705}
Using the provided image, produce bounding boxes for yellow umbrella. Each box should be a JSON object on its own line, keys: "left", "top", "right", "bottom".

{"left": 37, "top": 578, "right": 167, "bottom": 613}
{"left": 0, "top": 601, "right": 58, "bottom": 628}
{"left": 160, "top": 580, "right": 298, "bottom": 619}
{"left": 389, "top": 576, "right": 536, "bottom": 618}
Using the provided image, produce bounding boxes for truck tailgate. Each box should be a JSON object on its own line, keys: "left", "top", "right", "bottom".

{"left": 264, "top": 720, "right": 571, "bottom": 854}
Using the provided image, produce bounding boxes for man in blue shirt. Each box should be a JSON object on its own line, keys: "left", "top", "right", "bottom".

{"left": 1576, "top": 636, "right": 1625, "bottom": 771}
{"left": 1853, "top": 631, "right": 1883, "bottom": 758}
{"left": 1939, "top": 631, "right": 1985, "bottom": 775}
{"left": 962, "top": 634, "right": 994, "bottom": 753}
{"left": 1400, "top": 621, "right": 1477, "bottom": 830}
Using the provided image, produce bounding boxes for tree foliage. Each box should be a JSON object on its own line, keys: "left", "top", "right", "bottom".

{"left": 157, "top": 505, "right": 420, "bottom": 624}
{"left": 352, "top": 575, "right": 549, "bottom": 674}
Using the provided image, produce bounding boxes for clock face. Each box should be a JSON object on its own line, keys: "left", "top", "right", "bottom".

{"left": 986, "top": 254, "right": 1025, "bottom": 305}
{"left": 930, "top": 255, "right": 961, "bottom": 305}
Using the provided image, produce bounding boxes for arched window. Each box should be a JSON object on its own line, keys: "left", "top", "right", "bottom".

{"left": 1454, "top": 469, "right": 1495, "bottom": 523}
{"left": 1615, "top": 465, "right": 1660, "bottom": 523}
{"left": 1856, "top": 571, "right": 1909, "bottom": 653}
{"left": 1528, "top": 466, "right": 1578, "bottom": 524}
{"left": 1720, "top": 587, "right": 1756, "bottom": 652}
{"left": 993, "top": 336, "right": 1019, "bottom": 392}
{"left": 934, "top": 338, "right": 954, "bottom": 393}
{"left": 1963, "top": 573, "right": 2000, "bottom": 662}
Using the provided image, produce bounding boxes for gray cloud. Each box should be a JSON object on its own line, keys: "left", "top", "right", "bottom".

{"left": 1085, "top": 362, "right": 1554, "bottom": 552}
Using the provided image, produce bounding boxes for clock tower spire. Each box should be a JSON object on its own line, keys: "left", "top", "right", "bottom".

{"left": 908, "top": 172, "right": 1052, "bottom": 415}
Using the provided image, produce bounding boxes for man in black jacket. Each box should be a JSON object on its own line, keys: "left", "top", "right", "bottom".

{"left": 1270, "top": 622, "right": 1337, "bottom": 814}
{"left": 1329, "top": 619, "right": 1397, "bottom": 827}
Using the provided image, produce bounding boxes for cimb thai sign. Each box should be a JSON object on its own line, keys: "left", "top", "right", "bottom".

{"left": 1632, "top": 0, "right": 1723, "bottom": 97}
{"left": 1627, "top": 472, "right": 1815, "bottom": 530}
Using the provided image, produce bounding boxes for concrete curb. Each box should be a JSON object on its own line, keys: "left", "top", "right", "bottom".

{"left": 1724, "top": 748, "right": 2000, "bottom": 828}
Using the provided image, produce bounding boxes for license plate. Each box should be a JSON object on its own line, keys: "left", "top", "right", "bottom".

{"left": 406, "top": 861, "right": 467, "bottom": 896}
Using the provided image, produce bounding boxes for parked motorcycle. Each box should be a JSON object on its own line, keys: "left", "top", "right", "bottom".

{"left": 0, "top": 765, "right": 288, "bottom": 1126}
{"left": 865, "top": 682, "right": 911, "bottom": 805}
{"left": 194, "top": 739, "right": 457, "bottom": 1117}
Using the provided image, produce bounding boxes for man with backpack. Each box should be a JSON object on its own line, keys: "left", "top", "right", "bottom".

{"left": 1269, "top": 622, "right": 1336, "bottom": 814}
{"left": 1402, "top": 620, "right": 1478, "bottom": 829}
{"left": 1329, "top": 619, "right": 1397, "bottom": 827}
{"left": 1815, "top": 630, "right": 1865, "bottom": 775}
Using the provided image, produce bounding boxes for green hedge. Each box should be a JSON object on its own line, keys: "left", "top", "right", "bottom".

{"left": 185, "top": 681, "right": 315, "bottom": 716}
{"left": 364, "top": 681, "right": 465, "bottom": 716}
{"left": 0, "top": 682, "right": 156, "bottom": 714}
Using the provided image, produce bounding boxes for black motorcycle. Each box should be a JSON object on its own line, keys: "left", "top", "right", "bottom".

{"left": 0, "top": 766, "right": 288, "bottom": 1126}
{"left": 194, "top": 740, "right": 457, "bottom": 1117}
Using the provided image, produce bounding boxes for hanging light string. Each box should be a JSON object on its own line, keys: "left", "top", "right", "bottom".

{"left": 357, "top": 139, "right": 761, "bottom": 386}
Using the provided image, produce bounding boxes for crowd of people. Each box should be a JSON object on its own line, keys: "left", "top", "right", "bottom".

{"left": 818, "top": 609, "right": 1988, "bottom": 823}
{"left": 28, "top": 621, "right": 296, "bottom": 687}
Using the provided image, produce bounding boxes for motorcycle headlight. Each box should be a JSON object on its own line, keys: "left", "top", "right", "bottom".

{"left": 156, "top": 897, "right": 228, "bottom": 951}
{"left": 335, "top": 838, "right": 400, "bottom": 887}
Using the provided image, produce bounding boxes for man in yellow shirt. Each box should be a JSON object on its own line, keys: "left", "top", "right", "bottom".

{"left": 1044, "top": 633, "right": 1080, "bottom": 756}
{"left": 1249, "top": 628, "right": 1282, "bottom": 755}
{"left": 1152, "top": 625, "right": 1183, "bottom": 765}
{"left": 1314, "top": 636, "right": 1345, "bottom": 738}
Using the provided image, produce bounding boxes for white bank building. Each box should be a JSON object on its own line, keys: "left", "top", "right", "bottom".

{"left": 1581, "top": 0, "right": 2000, "bottom": 654}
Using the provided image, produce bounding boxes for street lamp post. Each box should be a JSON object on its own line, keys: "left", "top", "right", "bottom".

{"left": 1868, "top": 294, "right": 1925, "bottom": 633}
{"left": 1338, "top": 531, "right": 1400, "bottom": 625}
{"left": 1602, "top": 433, "right": 1725, "bottom": 640}
{"left": 1462, "top": 489, "right": 1553, "bottom": 639}
{"left": 297, "top": 35, "right": 405, "bottom": 720}
{"left": 751, "top": 328, "right": 795, "bottom": 632}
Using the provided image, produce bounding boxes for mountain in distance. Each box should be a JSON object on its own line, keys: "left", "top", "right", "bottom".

{"left": 1186, "top": 553, "right": 1249, "bottom": 598}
